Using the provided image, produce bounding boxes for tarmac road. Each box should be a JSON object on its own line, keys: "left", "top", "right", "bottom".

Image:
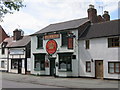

{"left": 1, "top": 72, "right": 119, "bottom": 89}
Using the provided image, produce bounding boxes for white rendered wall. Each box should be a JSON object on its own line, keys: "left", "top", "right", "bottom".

{"left": 31, "top": 30, "right": 79, "bottom": 77}
{"left": 79, "top": 37, "right": 119, "bottom": 79}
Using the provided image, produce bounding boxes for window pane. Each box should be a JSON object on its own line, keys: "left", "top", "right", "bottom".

{"left": 59, "top": 54, "right": 72, "bottom": 71}
{"left": 11, "top": 60, "right": 18, "bottom": 69}
{"left": 86, "top": 62, "right": 91, "bottom": 72}
{"left": 87, "top": 67, "right": 91, "bottom": 72}
{"left": 1, "top": 61, "right": 5, "bottom": 68}
{"left": 109, "top": 68, "right": 114, "bottom": 73}
{"left": 115, "top": 67, "right": 120, "bottom": 73}
{"left": 60, "top": 62, "right": 66, "bottom": 69}
{"left": 62, "top": 32, "right": 68, "bottom": 46}
{"left": 115, "top": 63, "right": 119, "bottom": 67}
{"left": 109, "top": 63, "right": 114, "bottom": 67}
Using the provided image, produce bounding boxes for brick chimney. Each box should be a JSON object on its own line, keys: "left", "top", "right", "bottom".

{"left": 13, "top": 29, "right": 24, "bottom": 41}
{"left": 87, "top": 5, "right": 97, "bottom": 23}
{"left": 102, "top": 11, "right": 110, "bottom": 21}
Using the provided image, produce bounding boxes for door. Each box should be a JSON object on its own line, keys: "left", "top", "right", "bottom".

{"left": 18, "top": 60, "right": 22, "bottom": 74}
{"left": 95, "top": 60, "right": 103, "bottom": 79}
{"left": 50, "top": 58, "right": 55, "bottom": 76}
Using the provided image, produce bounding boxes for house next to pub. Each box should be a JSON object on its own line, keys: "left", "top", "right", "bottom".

{"left": 30, "top": 5, "right": 120, "bottom": 80}
{"left": 0, "top": 29, "right": 31, "bottom": 74}
{"left": 0, "top": 25, "right": 9, "bottom": 72}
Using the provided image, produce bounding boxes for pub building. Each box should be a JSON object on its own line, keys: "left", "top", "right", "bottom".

{"left": 31, "top": 5, "right": 120, "bottom": 79}
{"left": 31, "top": 28, "right": 81, "bottom": 77}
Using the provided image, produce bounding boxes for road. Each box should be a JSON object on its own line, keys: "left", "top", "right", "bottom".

{"left": 2, "top": 79, "right": 62, "bottom": 88}
{"left": 0, "top": 72, "right": 119, "bottom": 89}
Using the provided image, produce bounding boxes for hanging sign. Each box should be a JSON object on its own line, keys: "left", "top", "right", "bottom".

{"left": 46, "top": 40, "right": 57, "bottom": 55}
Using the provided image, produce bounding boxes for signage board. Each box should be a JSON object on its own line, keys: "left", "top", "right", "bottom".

{"left": 46, "top": 40, "right": 57, "bottom": 55}
{"left": 44, "top": 34, "right": 60, "bottom": 40}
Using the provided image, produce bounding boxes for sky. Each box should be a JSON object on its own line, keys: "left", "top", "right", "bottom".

{"left": 0, "top": 0, "right": 119, "bottom": 36}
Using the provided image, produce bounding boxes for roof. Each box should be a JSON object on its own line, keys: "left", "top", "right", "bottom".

{"left": 3, "top": 36, "right": 31, "bottom": 48}
{"left": 32, "top": 18, "right": 89, "bottom": 36}
{"left": 0, "top": 25, "right": 9, "bottom": 43}
{"left": 79, "top": 19, "right": 120, "bottom": 40}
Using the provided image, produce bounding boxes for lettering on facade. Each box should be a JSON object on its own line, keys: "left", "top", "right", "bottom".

{"left": 44, "top": 34, "right": 60, "bottom": 40}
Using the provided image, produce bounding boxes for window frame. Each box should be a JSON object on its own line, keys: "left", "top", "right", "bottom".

{"left": 61, "top": 32, "right": 68, "bottom": 46}
{"left": 108, "top": 62, "right": 120, "bottom": 74}
{"left": 37, "top": 36, "right": 43, "bottom": 49}
{"left": 34, "top": 54, "right": 45, "bottom": 71}
{"left": 59, "top": 54, "right": 72, "bottom": 71}
{"left": 85, "top": 40, "right": 90, "bottom": 49}
{"left": 1, "top": 61, "right": 5, "bottom": 68}
{"left": 11, "top": 59, "right": 18, "bottom": 69}
{"left": 86, "top": 61, "right": 91, "bottom": 72}
{"left": 108, "top": 37, "right": 120, "bottom": 48}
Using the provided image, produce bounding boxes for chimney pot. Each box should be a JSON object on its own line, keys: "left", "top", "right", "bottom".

{"left": 89, "top": 4, "right": 94, "bottom": 9}
{"left": 103, "top": 11, "right": 110, "bottom": 21}
{"left": 104, "top": 11, "right": 109, "bottom": 14}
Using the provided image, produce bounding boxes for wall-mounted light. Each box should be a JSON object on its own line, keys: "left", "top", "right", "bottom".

{"left": 91, "top": 59, "right": 94, "bottom": 62}
{"left": 67, "top": 33, "right": 76, "bottom": 38}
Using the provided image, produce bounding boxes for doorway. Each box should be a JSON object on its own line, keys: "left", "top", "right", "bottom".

{"left": 50, "top": 58, "right": 55, "bottom": 76}
{"left": 18, "top": 60, "right": 22, "bottom": 74}
{"left": 95, "top": 60, "right": 103, "bottom": 79}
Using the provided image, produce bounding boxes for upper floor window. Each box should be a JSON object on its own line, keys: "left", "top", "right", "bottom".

{"left": 37, "top": 36, "right": 43, "bottom": 48}
{"left": 85, "top": 40, "right": 90, "bottom": 49}
{"left": 108, "top": 37, "right": 120, "bottom": 47}
{"left": 108, "top": 62, "right": 120, "bottom": 74}
{"left": 61, "top": 32, "right": 68, "bottom": 46}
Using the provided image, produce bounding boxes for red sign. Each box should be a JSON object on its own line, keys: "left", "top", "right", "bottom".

{"left": 46, "top": 40, "right": 57, "bottom": 55}
{"left": 68, "top": 38, "right": 73, "bottom": 49}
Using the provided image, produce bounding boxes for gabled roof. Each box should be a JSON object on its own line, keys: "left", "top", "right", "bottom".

{"left": 3, "top": 36, "right": 31, "bottom": 48}
{"left": 32, "top": 18, "right": 89, "bottom": 36}
{"left": 79, "top": 19, "right": 120, "bottom": 40}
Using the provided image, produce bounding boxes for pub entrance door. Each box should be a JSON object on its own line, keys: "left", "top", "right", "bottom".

{"left": 49, "top": 58, "right": 55, "bottom": 76}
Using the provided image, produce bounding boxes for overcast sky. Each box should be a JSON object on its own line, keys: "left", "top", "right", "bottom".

{"left": 0, "top": 0, "right": 119, "bottom": 36}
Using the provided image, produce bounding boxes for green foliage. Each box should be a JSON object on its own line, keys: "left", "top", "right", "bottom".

{"left": 0, "top": 0, "right": 25, "bottom": 21}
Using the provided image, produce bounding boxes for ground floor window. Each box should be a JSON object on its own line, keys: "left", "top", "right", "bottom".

{"left": 34, "top": 54, "right": 45, "bottom": 71}
{"left": 11, "top": 59, "right": 18, "bottom": 69}
{"left": 59, "top": 54, "right": 72, "bottom": 71}
{"left": 86, "top": 61, "right": 91, "bottom": 72}
{"left": 1, "top": 61, "right": 5, "bottom": 68}
{"left": 108, "top": 62, "right": 120, "bottom": 74}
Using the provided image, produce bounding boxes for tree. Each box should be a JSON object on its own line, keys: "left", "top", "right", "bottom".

{"left": 0, "top": 0, "right": 25, "bottom": 21}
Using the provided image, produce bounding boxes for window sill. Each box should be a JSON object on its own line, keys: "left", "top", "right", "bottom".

{"left": 36, "top": 47, "right": 43, "bottom": 49}
{"left": 108, "top": 46, "right": 120, "bottom": 48}
{"left": 58, "top": 69, "right": 72, "bottom": 72}
{"left": 61, "top": 45, "right": 67, "bottom": 48}
{"left": 34, "top": 69, "right": 45, "bottom": 71}
{"left": 108, "top": 72, "right": 120, "bottom": 74}
{"left": 86, "top": 71, "right": 91, "bottom": 73}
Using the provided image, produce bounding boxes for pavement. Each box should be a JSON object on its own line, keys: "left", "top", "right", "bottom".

{"left": 1, "top": 72, "right": 119, "bottom": 89}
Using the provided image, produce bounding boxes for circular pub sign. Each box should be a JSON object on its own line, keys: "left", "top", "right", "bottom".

{"left": 46, "top": 40, "right": 57, "bottom": 55}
